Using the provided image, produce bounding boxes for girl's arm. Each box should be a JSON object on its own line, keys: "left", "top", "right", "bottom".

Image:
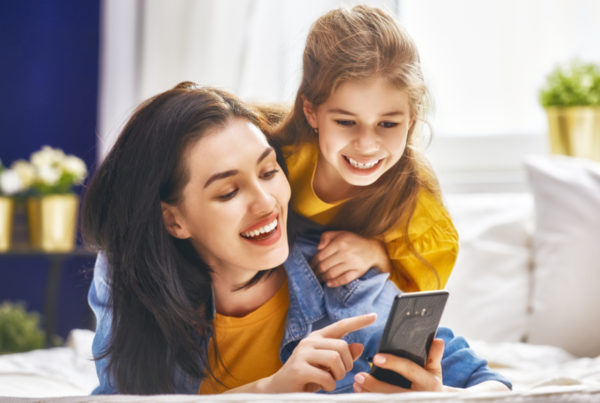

{"left": 311, "top": 230, "right": 393, "bottom": 287}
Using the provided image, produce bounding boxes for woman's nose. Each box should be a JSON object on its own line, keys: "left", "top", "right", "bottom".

{"left": 249, "top": 183, "right": 275, "bottom": 214}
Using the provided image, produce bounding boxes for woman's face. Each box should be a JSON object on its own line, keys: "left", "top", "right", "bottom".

{"left": 165, "top": 118, "right": 291, "bottom": 279}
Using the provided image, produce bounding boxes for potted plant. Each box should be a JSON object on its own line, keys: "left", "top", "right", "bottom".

{"left": 16, "top": 146, "right": 88, "bottom": 252}
{"left": 0, "top": 160, "right": 28, "bottom": 252}
{"left": 539, "top": 60, "right": 600, "bottom": 161}
{"left": 0, "top": 301, "right": 46, "bottom": 354}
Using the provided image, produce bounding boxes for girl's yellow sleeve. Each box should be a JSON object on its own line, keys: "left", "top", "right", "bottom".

{"left": 382, "top": 191, "right": 459, "bottom": 292}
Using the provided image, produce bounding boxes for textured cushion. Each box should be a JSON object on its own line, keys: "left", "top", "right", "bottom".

{"left": 442, "top": 193, "right": 533, "bottom": 342}
{"left": 525, "top": 155, "right": 600, "bottom": 357}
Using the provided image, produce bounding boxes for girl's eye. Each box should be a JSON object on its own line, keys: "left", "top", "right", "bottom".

{"left": 378, "top": 121, "right": 398, "bottom": 128}
{"left": 335, "top": 120, "right": 355, "bottom": 127}
{"left": 261, "top": 169, "right": 279, "bottom": 179}
{"left": 217, "top": 189, "right": 238, "bottom": 201}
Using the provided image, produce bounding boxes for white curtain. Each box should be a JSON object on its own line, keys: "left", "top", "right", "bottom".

{"left": 97, "top": 0, "right": 397, "bottom": 161}
{"left": 97, "top": 0, "right": 599, "bottom": 191}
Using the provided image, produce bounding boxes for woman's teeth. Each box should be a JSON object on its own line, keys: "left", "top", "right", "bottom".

{"left": 347, "top": 156, "right": 380, "bottom": 169}
{"left": 241, "top": 218, "right": 278, "bottom": 239}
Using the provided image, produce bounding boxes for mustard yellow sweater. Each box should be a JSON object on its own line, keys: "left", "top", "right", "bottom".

{"left": 285, "top": 141, "right": 458, "bottom": 291}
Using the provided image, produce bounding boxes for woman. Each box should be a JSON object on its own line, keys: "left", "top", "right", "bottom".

{"left": 83, "top": 82, "right": 511, "bottom": 394}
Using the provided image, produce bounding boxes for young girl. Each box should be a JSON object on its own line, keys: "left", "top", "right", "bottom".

{"left": 83, "top": 83, "right": 510, "bottom": 394}
{"left": 271, "top": 5, "right": 458, "bottom": 291}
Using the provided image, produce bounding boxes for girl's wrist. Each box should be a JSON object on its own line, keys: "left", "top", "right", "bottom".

{"left": 371, "top": 239, "right": 393, "bottom": 273}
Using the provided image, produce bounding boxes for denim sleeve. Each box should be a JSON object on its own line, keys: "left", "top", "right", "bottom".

{"left": 437, "top": 327, "right": 512, "bottom": 389}
{"left": 87, "top": 252, "right": 118, "bottom": 394}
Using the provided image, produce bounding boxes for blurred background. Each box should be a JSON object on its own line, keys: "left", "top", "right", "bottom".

{"left": 0, "top": 0, "right": 599, "bottom": 343}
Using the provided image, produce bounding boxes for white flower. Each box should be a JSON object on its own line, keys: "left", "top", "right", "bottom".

{"left": 61, "top": 155, "right": 88, "bottom": 183}
{"left": 37, "top": 164, "right": 61, "bottom": 186}
{"left": 0, "top": 169, "right": 24, "bottom": 196}
{"left": 30, "top": 145, "right": 65, "bottom": 169}
{"left": 11, "top": 159, "right": 36, "bottom": 188}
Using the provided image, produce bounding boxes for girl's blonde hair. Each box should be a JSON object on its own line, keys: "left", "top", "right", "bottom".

{"left": 274, "top": 5, "right": 441, "bottom": 239}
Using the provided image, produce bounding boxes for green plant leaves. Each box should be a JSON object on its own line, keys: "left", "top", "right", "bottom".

{"left": 539, "top": 61, "right": 600, "bottom": 107}
{"left": 540, "top": 61, "right": 600, "bottom": 107}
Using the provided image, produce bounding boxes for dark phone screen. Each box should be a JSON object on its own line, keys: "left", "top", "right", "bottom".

{"left": 371, "top": 290, "right": 449, "bottom": 388}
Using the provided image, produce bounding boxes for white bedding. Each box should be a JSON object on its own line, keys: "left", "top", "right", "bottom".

{"left": 1, "top": 329, "right": 599, "bottom": 402}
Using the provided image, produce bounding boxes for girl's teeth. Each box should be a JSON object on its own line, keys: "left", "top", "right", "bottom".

{"left": 347, "top": 157, "right": 380, "bottom": 169}
{"left": 242, "top": 219, "right": 278, "bottom": 238}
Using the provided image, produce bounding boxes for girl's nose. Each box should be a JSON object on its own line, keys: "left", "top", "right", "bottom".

{"left": 354, "top": 127, "right": 379, "bottom": 152}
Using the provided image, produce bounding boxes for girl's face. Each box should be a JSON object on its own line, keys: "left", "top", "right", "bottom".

{"left": 163, "top": 118, "right": 291, "bottom": 279}
{"left": 304, "top": 76, "right": 413, "bottom": 188}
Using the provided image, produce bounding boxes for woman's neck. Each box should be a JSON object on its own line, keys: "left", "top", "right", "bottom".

{"left": 212, "top": 266, "right": 286, "bottom": 317}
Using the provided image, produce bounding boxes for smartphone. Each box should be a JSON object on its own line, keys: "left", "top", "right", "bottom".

{"left": 370, "top": 290, "right": 449, "bottom": 388}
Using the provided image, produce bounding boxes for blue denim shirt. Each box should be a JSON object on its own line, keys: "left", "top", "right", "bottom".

{"left": 88, "top": 233, "right": 511, "bottom": 394}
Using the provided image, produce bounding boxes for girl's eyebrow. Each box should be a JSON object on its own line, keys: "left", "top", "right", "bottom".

{"left": 328, "top": 107, "right": 405, "bottom": 117}
{"left": 203, "top": 148, "right": 274, "bottom": 188}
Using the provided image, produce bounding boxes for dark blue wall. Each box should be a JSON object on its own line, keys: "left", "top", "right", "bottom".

{"left": 0, "top": 0, "right": 100, "bottom": 341}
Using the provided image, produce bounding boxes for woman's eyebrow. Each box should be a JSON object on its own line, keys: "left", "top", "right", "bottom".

{"left": 204, "top": 169, "right": 238, "bottom": 188}
{"left": 257, "top": 147, "right": 274, "bottom": 164}
{"left": 203, "top": 148, "right": 274, "bottom": 188}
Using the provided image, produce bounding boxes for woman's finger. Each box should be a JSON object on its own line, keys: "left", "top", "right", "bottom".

{"left": 311, "top": 338, "right": 355, "bottom": 372}
{"left": 314, "top": 313, "right": 377, "bottom": 339}
{"left": 353, "top": 372, "right": 408, "bottom": 393}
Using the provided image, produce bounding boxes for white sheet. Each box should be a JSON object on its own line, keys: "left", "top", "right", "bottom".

{"left": 1, "top": 330, "right": 600, "bottom": 402}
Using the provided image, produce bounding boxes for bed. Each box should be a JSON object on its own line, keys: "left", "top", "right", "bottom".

{"left": 2, "top": 154, "right": 599, "bottom": 402}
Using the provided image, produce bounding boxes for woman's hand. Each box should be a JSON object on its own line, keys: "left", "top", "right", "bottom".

{"left": 311, "top": 230, "right": 392, "bottom": 287}
{"left": 259, "top": 313, "right": 377, "bottom": 393}
{"left": 353, "top": 338, "right": 445, "bottom": 393}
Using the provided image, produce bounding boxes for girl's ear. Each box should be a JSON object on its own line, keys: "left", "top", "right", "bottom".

{"left": 301, "top": 95, "right": 318, "bottom": 129}
{"left": 161, "top": 202, "right": 191, "bottom": 239}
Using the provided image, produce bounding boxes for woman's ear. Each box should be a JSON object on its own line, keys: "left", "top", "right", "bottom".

{"left": 161, "top": 202, "right": 191, "bottom": 239}
{"left": 301, "top": 95, "right": 318, "bottom": 129}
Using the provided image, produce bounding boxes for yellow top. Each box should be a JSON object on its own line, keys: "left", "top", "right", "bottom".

{"left": 199, "top": 279, "right": 289, "bottom": 394}
{"left": 285, "top": 141, "right": 458, "bottom": 292}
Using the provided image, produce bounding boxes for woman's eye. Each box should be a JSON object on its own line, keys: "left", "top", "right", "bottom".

{"left": 379, "top": 121, "right": 398, "bottom": 128}
{"left": 335, "top": 120, "right": 355, "bottom": 127}
{"left": 261, "top": 169, "right": 279, "bottom": 179}
{"left": 217, "top": 189, "right": 238, "bottom": 201}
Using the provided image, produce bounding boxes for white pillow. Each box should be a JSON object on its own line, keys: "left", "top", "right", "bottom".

{"left": 525, "top": 155, "right": 600, "bottom": 357}
{"left": 441, "top": 193, "right": 533, "bottom": 342}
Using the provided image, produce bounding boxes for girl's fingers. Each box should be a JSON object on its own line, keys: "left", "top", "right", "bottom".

{"left": 318, "top": 231, "right": 340, "bottom": 250}
{"left": 325, "top": 270, "right": 360, "bottom": 287}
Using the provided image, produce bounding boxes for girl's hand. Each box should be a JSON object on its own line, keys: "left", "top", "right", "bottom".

{"left": 262, "top": 313, "right": 377, "bottom": 393}
{"left": 353, "top": 338, "right": 445, "bottom": 393}
{"left": 311, "top": 230, "right": 392, "bottom": 287}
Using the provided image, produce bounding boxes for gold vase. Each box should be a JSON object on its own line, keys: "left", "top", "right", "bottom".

{"left": 545, "top": 106, "right": 600, "bottom": 161}
{"left": 27, "top": 194, "right": 79, "bottom": 252}
{"left": 0, "top": 196, "right": 15, "bottom": 252}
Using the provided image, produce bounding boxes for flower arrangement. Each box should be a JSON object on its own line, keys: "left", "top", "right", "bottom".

{"left": 0, "top": 159, "right": 26, "bottom": 197}
{"left": 9, "top": 146, "right": 88, "bottom": 196}
{"left": 539, "top": 60, "right": 600, "bottom": 107}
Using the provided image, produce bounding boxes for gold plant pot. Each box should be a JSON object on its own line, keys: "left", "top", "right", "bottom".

{"left": 27, "top": 194, "right": 79, "bottom": 252}
{"left": 545, "top": 106, "right": 600, "bottom": 161}
{"left": 0, "top": 196, "right": 15, "bottom": 252}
